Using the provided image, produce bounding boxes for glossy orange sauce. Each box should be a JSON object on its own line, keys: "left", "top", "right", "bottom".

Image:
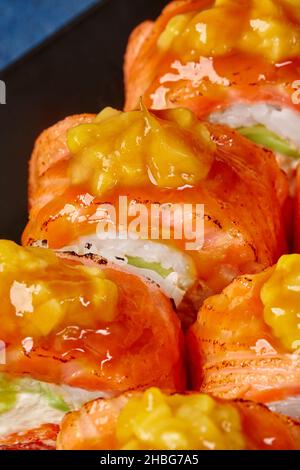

{"left": 125, "top": 0, "right": 300, "bottom": 116}
{"left": 261, "top": 254, "right": 300, "bottom": 353}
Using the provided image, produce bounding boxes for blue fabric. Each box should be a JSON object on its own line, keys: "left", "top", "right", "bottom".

{"left": 0, "top": 0, "right": 99, "bottom": 70}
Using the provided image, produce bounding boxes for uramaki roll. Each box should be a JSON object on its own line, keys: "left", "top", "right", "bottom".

{"left": 125, "top": 0, "right": 300, "bottom": 179}
{"left": 188, "top": 254, "right": 300, "bottom": 418}
{"left": 22, "top": 106, "right": 288, "bottom": 325}
{"left": 0, "top": 241, "right": 184, "bottom": 447}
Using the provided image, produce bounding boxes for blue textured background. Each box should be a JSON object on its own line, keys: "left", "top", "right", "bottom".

{"left": 0, "top": 0, "right": 99, "bottom": 70}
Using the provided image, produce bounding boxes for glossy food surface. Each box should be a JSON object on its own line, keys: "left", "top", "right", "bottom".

{"left": 261, "top": 254, "right": 300, "bottom": 352}
{"left": 0, "top": 242, "right": 185, "bottom": 392}
{"left": 125, "top": 0, "right": 300, "bottom": 116}
{"left": 157, "top": 0, "right": 300, "bottom": 62}
{"left": 23, "top": 109, "right": 287, "bottom": 310}
{"left": 0, "top": 240, "right": 117, "bottom": 339}
{"left": 67, "top": 106, "right": 214, "bottom": 195}
{"left": 116, "top": 387, "right": 245, "bottom": 450}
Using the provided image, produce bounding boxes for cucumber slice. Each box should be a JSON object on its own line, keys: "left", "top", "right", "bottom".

{"left": 39, "top": 384, "right": 70, "bottom": 412}
{"left": 238, "top": 125, "right": 300, "bottom": 159}
{"left": 0, "top": 375, "right": 18, "bottom": 414}
{"left": 126, "top": 256, "right": 173, "bottom": 279}
{"left": 0, "top": 391, "right": 17, "bottom": 414}
{"left": 0, "top": 374, "right": 69, "bottom": 414}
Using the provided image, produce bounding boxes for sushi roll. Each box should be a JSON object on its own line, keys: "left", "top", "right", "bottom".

{"left": 124, "top": 0, "right": 300, "bottom": 179}
{"left": 57, "top": 387, "right": 300, "bottom": 450}
{"left": 188, "top": 253, "right": 300, "bottom": 418}
{"left": 0, "top": 241, "right": 184, "bottom": 448}
{"left": 22, "top": 106, "right": 287, "bottom": 326}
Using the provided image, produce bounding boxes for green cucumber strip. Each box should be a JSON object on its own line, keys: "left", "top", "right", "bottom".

{"left": 0, "top": 373, "right": 69, "bottom": 414}
{"left": 0, "top": 375, "right": 18, "bottom": 414}
{"left": 126, "top": 256, "right": 173, "bottom": 279}
{"left": 238, "top": 125, "right": 300, "bottom": 159}
{"left": 39, "top": 384, "right": 70, "bottom": 412}
{"left": 0, "top": 391, "right": 17, "bottom": 414}
{"left": 21, "top": 378, "right": 69, "bottom": 411}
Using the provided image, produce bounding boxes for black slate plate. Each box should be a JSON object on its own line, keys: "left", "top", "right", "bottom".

{"left": 0, "top": 0, "right": 169, "bottom": 242}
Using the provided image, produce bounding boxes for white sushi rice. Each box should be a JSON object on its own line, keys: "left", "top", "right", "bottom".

{"left": 0, "top": 377, "right": 109, "bottom": 437}
{"left": 210, "top": 103, "right": 300, "bottom": 147}
{"left": 268, "top": 396, "right": 300, "bottom": 420}
{"left": 58, "top": 234, "right": 197, "bottom": 306}
{"left": 209, "top": 103, "right": 300, "bottom": 173}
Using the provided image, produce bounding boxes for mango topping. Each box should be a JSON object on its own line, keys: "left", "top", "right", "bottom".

{"left": 67, "top": 106, "right": 214, "bottom": 196}
{"left": 0, "top": 241, "right": 118, "bottom": 339}
{"left": 116, "top": 388, "right": 245, "bottom": 450}
{"left": 261, "top": 254, "right": 300, "bottom": 352}
{"left": 157, "top": 0, "right": 300, "bottom": 63}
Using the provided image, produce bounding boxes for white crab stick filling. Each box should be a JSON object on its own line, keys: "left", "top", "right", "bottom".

{"left": 210, "top": 103, "right": 300, "bottom": 173}
{"left": 0, "top": 377, "right": 109, "bottom": 437}
{"left": 58, "top": 234, "right": 197, "bottom": 306}
{"left": 210, "top": 103, "right": 300, "bottom": 148}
